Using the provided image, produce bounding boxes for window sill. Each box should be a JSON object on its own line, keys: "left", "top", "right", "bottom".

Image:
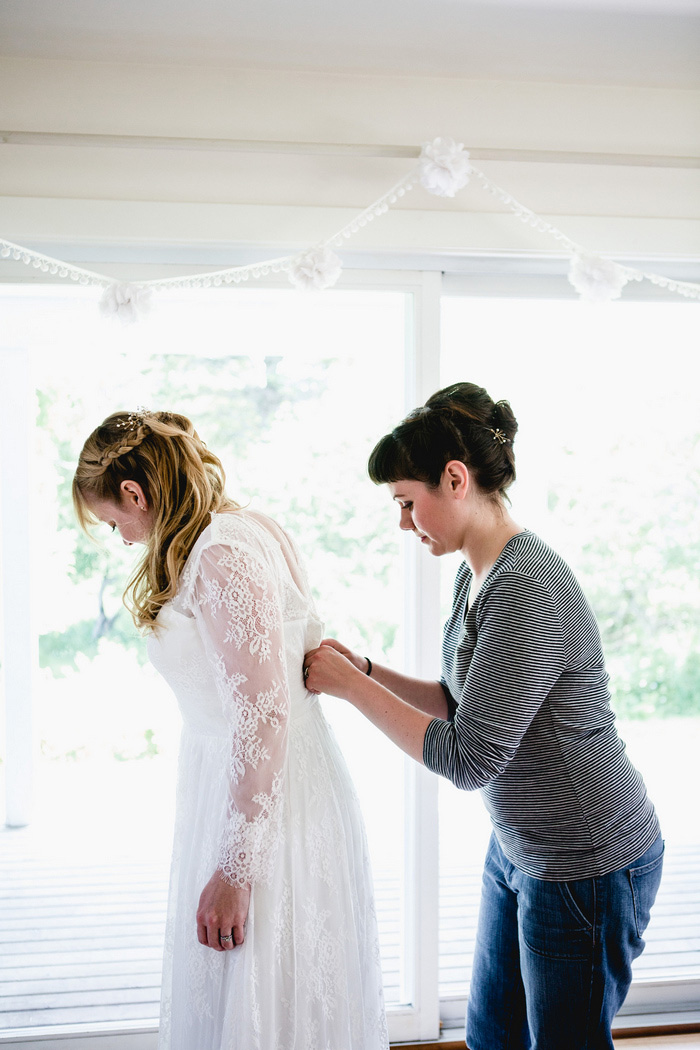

{"left": 1, "top": 1017, "right": 699, "bottom": 1050}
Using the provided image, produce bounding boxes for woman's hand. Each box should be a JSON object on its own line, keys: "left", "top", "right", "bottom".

{"left": 196, "top": 871, "right": 251, "bottom": 951}
{"left": 304, "top": 641, "right": 365, "bottom": 700}
{"left": 315, "top": 637, "right": 370, "bottom": 675}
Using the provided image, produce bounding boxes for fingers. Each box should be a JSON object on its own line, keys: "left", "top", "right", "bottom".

{"left": 197, "top": 922, "right": 242, "bottom": 951}
{"left": 210, "top": 918, "right": 247, "bottom": 950}
{"left": 207, "top": 922, "right": 223, "bottom": 951}
{"left": 320, "top": 637, "right": 345, "bottom": 653}
{"left": 196, "top": 908, "right": 228, "bottom": 952}
{"left": 196, "top": 909, "right": 249, "bottom": 951}
{"left": 304, "top": 648, "right": 333, "bottom": 688}
{"left": 322, "top": 638, "right": 367, "bottom": 674}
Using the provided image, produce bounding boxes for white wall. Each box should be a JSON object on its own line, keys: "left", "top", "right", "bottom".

{"left": 0, "top": 58, "right": 699, "bottom": 266}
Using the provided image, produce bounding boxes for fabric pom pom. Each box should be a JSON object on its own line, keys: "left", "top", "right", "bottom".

{"left": 568, "top": 254, "right": 629, "bottom": 303}
{"left": 99, "top": 282, "right": 152, "bottom": 324}
{"left": 289, "top": 247, "right": 342, "bottom": 291}
{"left": 419, "top": 137, "right": 472, "bottom": 198}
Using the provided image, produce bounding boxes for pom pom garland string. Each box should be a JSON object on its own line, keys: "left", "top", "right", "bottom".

{"left": 320, "top": 171, "right": 419, "bottom": 249}
{"left": 143, "top": 253, "right": 293, "bottom": 292}
{"left": 0, "top": 237, "right": 112, "bottom": 287}
{"left": 469, "top": 168, "right": 581, "bottom": 255}
{"left": 2, "top": 136, "right": 700, "bottom": 311}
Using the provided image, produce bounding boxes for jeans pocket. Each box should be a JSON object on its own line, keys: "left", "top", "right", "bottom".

{"left": 519, "top": 874, "right": 594, "bottom": 961}
{"left": 628, "top": 843, "right": 665, "bottom": 939}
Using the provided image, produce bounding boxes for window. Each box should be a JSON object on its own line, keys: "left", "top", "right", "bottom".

{"left": 1, "top": 266, "right": 698, "bottom": 1045}
{"left": 439, "top": 288, "right": 700, "bottom": 1026}
{"left": 0, "top": 278, "right": 439, "bottom": 1044}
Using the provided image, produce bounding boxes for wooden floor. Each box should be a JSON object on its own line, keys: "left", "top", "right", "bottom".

{"left": 612, "top": 1039, "right": 700, "bottom": 1048}
{"left": 0, "top": 832, "right": 698, "bottom": 1033}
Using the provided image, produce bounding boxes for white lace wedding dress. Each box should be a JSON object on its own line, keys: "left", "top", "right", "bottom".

{"left": 147, "top": 509, "right": 389, "bottom": 1050}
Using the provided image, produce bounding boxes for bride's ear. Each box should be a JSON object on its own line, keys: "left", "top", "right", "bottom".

{"left": 443, "top": 460, "right": 470, "bottom": 499}
{"left": 120, "top": 479, "right": 149, "bottom": 511}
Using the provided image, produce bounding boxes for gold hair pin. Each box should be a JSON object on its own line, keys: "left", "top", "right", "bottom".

{"left": 490, "top": 428, "right": 508, "bottom": 444}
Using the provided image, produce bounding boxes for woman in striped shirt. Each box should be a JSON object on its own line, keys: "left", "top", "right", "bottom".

{"left": 304, "top": 381, "right": 663, "bottom": 1050}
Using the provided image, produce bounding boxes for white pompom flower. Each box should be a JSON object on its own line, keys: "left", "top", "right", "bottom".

{"left": 289, "top": 247, "right": 342, "bottom": 291}
{"left": 419, "top": 137, "right": 472, "bottom": 198}
{"left": 99, "top": 282, "right": 152, "bottom": 324}
{"left": 568, "top": 254, "right": 629, "bottom": 303}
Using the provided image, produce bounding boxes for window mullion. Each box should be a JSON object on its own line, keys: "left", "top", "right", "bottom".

{"left": 395, "top": 273, "right": 442, "bottom": 1041}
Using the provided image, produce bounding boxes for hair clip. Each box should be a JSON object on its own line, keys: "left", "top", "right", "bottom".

{"left": 490, "top": 428, "right": 508, "bottom": 444}
{"left": 116, "top": 406, "right": 150, "bottom": 430}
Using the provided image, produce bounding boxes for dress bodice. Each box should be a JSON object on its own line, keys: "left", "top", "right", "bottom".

{"left": 148, "top": 602, "right": 323, "bottom": 735}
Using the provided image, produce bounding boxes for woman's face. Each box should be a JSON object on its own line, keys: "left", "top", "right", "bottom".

{"left": 388, "top": 471, "right": 466, "bottom": 557}
{"left": 89, "top": 486, "right": 153, "bottom": 546}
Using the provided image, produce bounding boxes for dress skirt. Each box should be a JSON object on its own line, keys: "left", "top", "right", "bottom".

{"left": 158, "top": 694, "right": 388, "bottom": 1050}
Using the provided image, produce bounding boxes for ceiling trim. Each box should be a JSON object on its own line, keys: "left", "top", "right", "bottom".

{"left": 1, "top": 132, "right": 698, "bottom": 170}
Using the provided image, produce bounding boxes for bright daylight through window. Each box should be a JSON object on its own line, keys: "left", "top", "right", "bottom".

{"left": 0, "top": 280, "right": 698, "bottom": 1041}
{"left": 439, "top": 294, "right": 700, "bottom": 1024}
{"left": 0, "top": 285, "right": 408, "bottom": 1035}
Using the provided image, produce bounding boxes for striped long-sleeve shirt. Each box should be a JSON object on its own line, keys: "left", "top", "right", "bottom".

{"left": 423, "top": 531, "right": 660, "bottom": 880}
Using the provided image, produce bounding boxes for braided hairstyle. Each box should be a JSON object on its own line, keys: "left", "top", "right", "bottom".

{"left": 368, "top": 382, "right": 518, "bottom": 500}
{"left": 73, "top": 410, "right": 239, "bottom": 629}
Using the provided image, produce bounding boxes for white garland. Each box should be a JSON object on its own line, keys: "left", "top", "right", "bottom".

{"left": 419, "top": 136, "right": 472, "bottom": 198}
{"left": 0, "top": 238, "right": 109, "bottom": 286}
{"left": 99, "top": 282, "right": 152, "bottom": 323}
{"left": 289, "top": 247, "right": 343, "bottom": 291}
{"left": 2, "top": 136, "right": 699, "bottom": 312}
{"left": 568, "top": 254, "right": 629, "bottom": 303}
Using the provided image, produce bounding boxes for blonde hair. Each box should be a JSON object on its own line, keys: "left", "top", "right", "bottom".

{"left": 73, "top": 410, "right": 239, "bottom": 629}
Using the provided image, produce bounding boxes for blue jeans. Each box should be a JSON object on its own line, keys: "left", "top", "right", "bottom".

{"left": 466, "top": 832, "right": 664, "bottom": 1050}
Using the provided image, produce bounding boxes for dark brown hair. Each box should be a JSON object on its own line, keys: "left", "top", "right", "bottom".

{"left": 368, "top": 382, "right": 517, "bottom": 499}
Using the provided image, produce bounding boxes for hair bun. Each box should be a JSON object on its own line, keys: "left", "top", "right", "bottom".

{"left": 491, "top": 399, "right": 518, "bottom": 444}
{"left": 369, "top": 381, "right": 518, "bottom": 498}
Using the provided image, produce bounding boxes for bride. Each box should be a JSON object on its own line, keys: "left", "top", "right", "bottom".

{"left": 73, "top": 409, "right": 388, "bottom": 1050}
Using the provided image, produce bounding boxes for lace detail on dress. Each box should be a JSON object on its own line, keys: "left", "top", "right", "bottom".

{"left": 150, "top": 509, "right": 389, "bottom": 1049}
{"left": 300, "top": 902, "right": 344, "bottom": 1021}
{"left": 186, "top": 539, "right": 290, "bottom": 888}
{"left": 217, "top": 770, "right": 286, "bottom": 887}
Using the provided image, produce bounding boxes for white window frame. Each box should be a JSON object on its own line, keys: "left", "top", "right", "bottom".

{"left": 2, "top": 258, "right": 699, "bottom": 1046}
{"left": 438, "top": 261, "right": 700, "bottom": 1035}
{"left": 0, "top": 270, "right": 443, "bottom": 1048}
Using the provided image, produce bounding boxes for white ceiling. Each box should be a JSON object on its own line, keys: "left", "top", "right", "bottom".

{"left": 1, "top": 0, "right": 699, "bottom": 88}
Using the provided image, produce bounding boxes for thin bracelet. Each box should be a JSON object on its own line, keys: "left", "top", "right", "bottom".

{"left": 364, "top": 657, "right": 372, "bottom": 676}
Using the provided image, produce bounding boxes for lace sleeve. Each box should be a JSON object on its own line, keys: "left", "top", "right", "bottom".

{"left": 189, "top": 541, "right": 289, "bottom": 887}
